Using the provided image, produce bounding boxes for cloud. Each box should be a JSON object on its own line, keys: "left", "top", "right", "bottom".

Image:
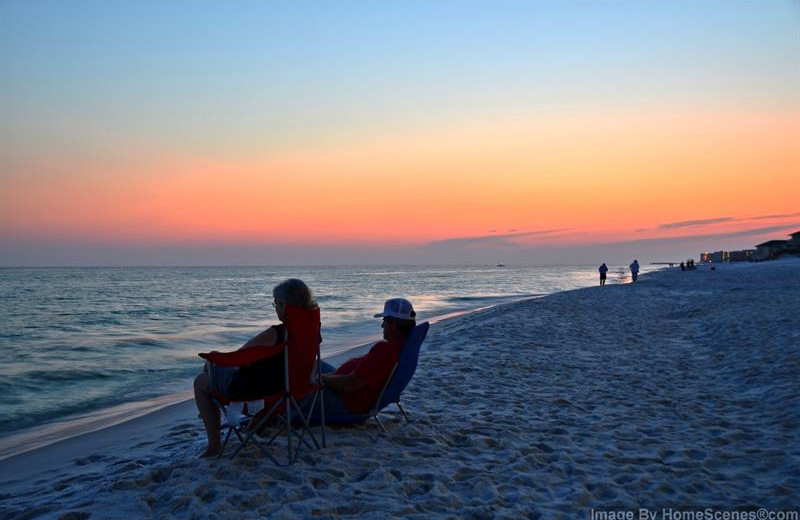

{"left": 424, "top": 222, "right": 797, "bottom": 255}
{"left": 615, "top": 223, "right": 799, "bottom": 246}
{"left": 424, "top": 228, "right": 574, "bottom": 249}
{"left": 657, "top": 217, "right": 734, "bottom": 230}
{"left": 3, "top": 221, "right": 794, "bottom": 267}
{"left": 636, "top": 212, "right": 800, "bottom": 233}
{"left": 420, "top": 223, "right": 798, "bottom": 264}
{"left": 747, "top": 212, "right": 800, "bottom": 220}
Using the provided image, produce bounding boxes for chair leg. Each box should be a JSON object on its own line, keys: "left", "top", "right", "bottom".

{"left": 216, "top": 401, "right": 236, "bottom": 458}
{"left": 232, "top": 426, "right": 246, "bottom": 445}
{"left": 285, "top": 398, "right": 293, "bottom": 465}
{"left": 287, "top": 395, "right": 322, "bottom": 464}
{"left": 319, "top": 388, "right": 326, "bottom": 448}
{"left": 218, "top": 427, "right": 232, "bottom": 460}
{"left": 396, "top": 402, "right": 411, "bottom": 423}
{"left": 232, "top": 419, "right": 279, "bottom": 464}
{"left": 230, "top": 431, "right": 251, "bottom": 459}
{"left": 228, "top": 398, "right": 282, "bottom": 460}
{"left": 373, "top": 414, "right": 388, "bottom": 433}
{"left": 217, "top": 393, "right": 325, "bottom": 466}
{"left": 370, "top": 402, "right": 409, "bottom": 437}
{"left": 291, "top": 395, "right": 320, "bottom": 449}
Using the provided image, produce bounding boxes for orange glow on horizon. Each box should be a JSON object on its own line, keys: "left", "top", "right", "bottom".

{"left": 2, "top": 107, "right": 798, "bottom": 246}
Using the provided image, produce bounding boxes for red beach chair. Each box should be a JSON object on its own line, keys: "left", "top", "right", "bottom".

{"left": 199, "top": 305, "right": 325, "bottom": 464}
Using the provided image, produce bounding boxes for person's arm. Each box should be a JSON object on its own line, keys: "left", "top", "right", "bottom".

{"left": 239, "top": 326, "right": 279, "bottom": 350}
{"left": 321, "top": 371, "right": 366, "bottom": 394}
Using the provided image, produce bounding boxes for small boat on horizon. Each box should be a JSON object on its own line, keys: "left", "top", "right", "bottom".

{"left": 496, "top": 262, "right": 505, "bottom": 267}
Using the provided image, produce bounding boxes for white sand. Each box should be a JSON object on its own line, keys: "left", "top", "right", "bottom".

{"left": 1, "top": 259, "right": 798, "bottom": 518}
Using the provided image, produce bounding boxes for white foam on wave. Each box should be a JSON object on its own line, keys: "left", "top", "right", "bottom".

{"left": 0, "top": 391, "right": 194, "bottom": 461}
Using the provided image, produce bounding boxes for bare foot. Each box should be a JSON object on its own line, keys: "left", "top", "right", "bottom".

{"left": 199, "top": 445, "right": 221, "bottom": 458}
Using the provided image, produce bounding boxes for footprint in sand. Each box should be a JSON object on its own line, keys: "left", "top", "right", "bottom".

{"left": 683, "top": 448, "right": 706, "bottom": 461}
{"left": 58, "top": 512, "right": 91, "bottom": 520}
{"left": 453, "top": 466, "right": 482, "bottom": 481}
{"left": 73, "top": 454, "right": 108, "bottom": 466}
{"left": 193, "top": 484, "right": 217, "bottom": 502}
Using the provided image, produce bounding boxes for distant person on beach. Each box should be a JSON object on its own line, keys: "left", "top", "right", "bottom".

{"left": 598, "top": 263, "right": 608, "bottom": 285}
{"left": 307, "top": 298, "right": 416, "bottom": 416}
{"left": 193, "top": 278, "right": 318, "bottom": 458}
{"left": 629, "top": 259, "right": 640, "bottom": 282}
{"left": 680, "top": 261, "right": 686, "bottom": 271}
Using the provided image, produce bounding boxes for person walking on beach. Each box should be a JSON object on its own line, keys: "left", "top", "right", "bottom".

{"left": 629, "top": 259, "right": 640, "bottom": 282}
{"left": 598, "top": 263, "right": 609, "bottom": 286}
{"left": 193, "top": 278, "right": 318, "bottom": 458}
{"left": 307, "top": 298, "right": 416, "bottom": 416}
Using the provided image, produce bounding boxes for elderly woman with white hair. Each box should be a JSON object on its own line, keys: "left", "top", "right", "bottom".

{"left": 193, "top": 278, "right": 318, "bottom": 458}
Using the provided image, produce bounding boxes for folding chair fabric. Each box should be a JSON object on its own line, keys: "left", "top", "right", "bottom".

{"left": 199, "top": 305, "right": 325, "bottom": 463}
{"left": 318, "top": 321, "right": 429, "bottom": 430}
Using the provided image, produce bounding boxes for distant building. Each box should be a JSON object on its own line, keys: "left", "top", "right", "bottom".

{"left": 699, "top": 250, "right": 755, "bottom": 263}
{"left": 754, "top": 240, "right": 788, "bottom": 261}
{"left": 726, "top": 250, "right": 755, "bottom": 262}
{"left": 700, "top": 251, "right": 720, "bottom": 263}
{"left": 701, "top": 231, "right": 798, "bottom": 263}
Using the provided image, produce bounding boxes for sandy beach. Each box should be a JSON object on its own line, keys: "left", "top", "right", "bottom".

{"left": 1, "top": 259, "right": 798, "bottom": 519}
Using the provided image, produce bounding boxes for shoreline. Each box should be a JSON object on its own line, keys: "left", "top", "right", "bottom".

{"left": 0, "top": 294, "right": 541, "bottom": 467}
{"left": 0, "top": 263, "right": 598, "bottom": 462}
{"left": 3, "top": 259, "right": 796, "bottom": 518}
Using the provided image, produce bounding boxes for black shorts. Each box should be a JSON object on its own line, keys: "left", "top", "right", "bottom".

{"left": 208, "top": 353, "right": 285, "bottom": 400}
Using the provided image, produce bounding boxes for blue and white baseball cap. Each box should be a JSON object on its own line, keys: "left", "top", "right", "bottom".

{"left": 373, "top": 298, "right": 416, "bottom": 320}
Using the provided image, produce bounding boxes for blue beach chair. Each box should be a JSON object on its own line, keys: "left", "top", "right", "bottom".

{"left": 320, "top": 322, "right": 429, "bottom": 432}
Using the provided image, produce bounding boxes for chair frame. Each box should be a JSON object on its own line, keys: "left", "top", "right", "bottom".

{"left": 364, "top": 362, "right": 410, "bottom": 433}
{"left": 208, "top": 312, "right": 326, "bottom": 465}
{"left": 321, "top": 322, "right": 429, "bottom": 433}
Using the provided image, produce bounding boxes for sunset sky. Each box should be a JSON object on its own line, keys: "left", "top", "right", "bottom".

{"left": 1, "top": 0, "right": 798, "bottom": 266}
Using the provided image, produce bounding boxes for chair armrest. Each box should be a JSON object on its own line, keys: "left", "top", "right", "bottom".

{"left": 199, "top": 344, "right": 284, "bottom": 367}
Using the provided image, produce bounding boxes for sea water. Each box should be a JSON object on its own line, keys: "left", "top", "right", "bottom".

{"left": 0, "top": 264, "right": 630, "bottom": 451}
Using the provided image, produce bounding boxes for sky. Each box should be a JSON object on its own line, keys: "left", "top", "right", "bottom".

{"left": 1, "top": 0, "right": 798, "bottom": 266}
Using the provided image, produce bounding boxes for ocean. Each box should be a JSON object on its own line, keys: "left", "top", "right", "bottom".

{"left": 0, "top": 264, "right": 633, "bottom": 455}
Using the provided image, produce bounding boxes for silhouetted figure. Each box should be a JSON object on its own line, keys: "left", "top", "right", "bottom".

{"left": 629, "top": 259, "right": 640, "bottom": 282}
{"left": 680, "top": 261, "right": 686, "bottom": 271}
{"left": 598, "top": 263, "right": 608, "bottom": 285}
{"left": 193, "top": 278, "right": 318, "bottom": 458}
{"left": 310, "top": 298, "right": 416, "bottom": 418}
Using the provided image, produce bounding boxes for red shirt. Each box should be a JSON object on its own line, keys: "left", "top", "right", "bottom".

{"left": 335, "top": 339, "right": 403, "bottom": 414}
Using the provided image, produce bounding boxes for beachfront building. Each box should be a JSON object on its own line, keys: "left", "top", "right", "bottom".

{"left": 727, "top": 250, "right": 755, "bottom": 262}
{"left": 702, "top": 251, "right": 725, "bottom": 263}
{"left": 700, "top": 250, "right": 755, "bottom": 263}
{"left": 754, "top": 240, "right": 788, "bottom": 261}
{"left": 789, "top": 231, "right": 800, "bottom": 247}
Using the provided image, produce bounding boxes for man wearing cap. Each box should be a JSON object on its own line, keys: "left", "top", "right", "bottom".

{"left": 313, "top": 298, "right": 417, "bottom": 415}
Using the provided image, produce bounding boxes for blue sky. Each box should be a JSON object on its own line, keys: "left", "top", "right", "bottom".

{"left": 1, "top": 0, "right": 798, "bottom": 265}
{"left": 4, "top": 0, "right": 796, "bottom": 158}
